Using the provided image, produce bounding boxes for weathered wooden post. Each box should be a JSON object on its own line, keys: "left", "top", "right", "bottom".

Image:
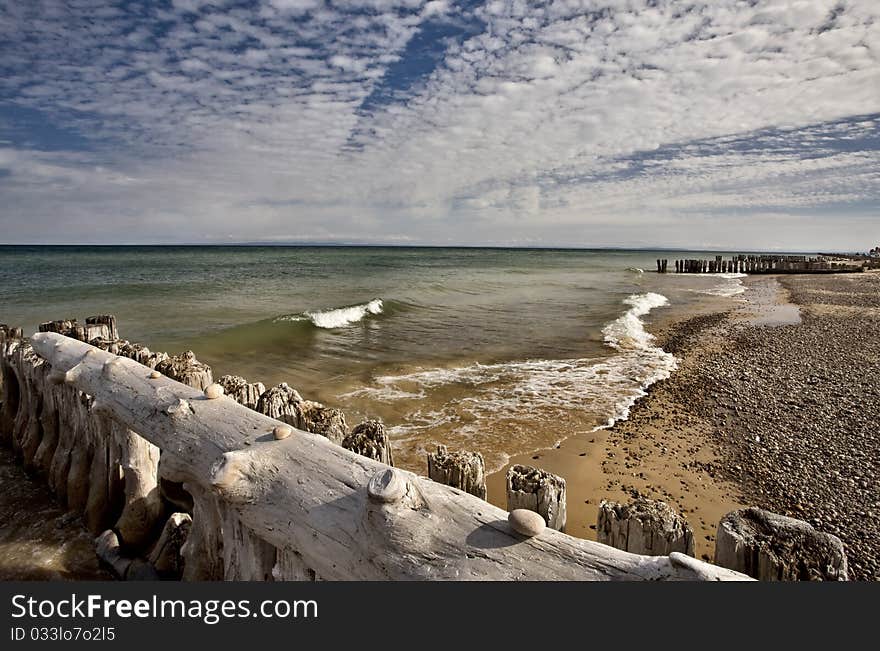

{"left": 218, "top": 375, "right": 266, "bottom": 411}
{"left": 714, "top": 507, "right": 848, "bottom": 581}
{"left": 597, "top": 497, "right": 695, "bottom": 556}
{"left": 256, "top": 382, "right": 302, "bottom": 425}
{"left": 85, "top": 315, "right": 118, "bottom": 341}
{"left": 148, "top": 512, "right": 192, "bottom": 578}
{"left": 426, "top": 444, "right": 487, "bottom": 500}
{"left": 27, "top": 331, "right": 752, "bottom": 581}
{"left": 342, "top": 419, "right": 394, "bottom": 465}
{"left": 506, "top": 464, "right": 566, "bottom": 531}
{"left": 297, "top": 400, "right": 347, "bottom": 445}
{"left": 155, "top": 350, "right": 213, "bottom": 390}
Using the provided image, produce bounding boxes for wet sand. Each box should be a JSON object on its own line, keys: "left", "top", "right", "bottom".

{"left": 486, "top": 275, "right": 802, "bottom": 563}
{"left": 3, "top": 270, "right": 876, "bottom": 579}
{"left": 0, "top": 446, "right": 111, "bottom": 580}
{"left": 489, "top": 271, "right": 880, "bottom": 578}
{"left": 486, "top": 296, "right": 751, "bottom": 562}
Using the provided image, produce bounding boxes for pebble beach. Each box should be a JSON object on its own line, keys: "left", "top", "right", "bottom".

{"left": 583, "top": 271, "right": 880, "bottom": 580}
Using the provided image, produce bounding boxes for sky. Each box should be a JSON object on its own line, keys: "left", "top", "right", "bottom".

{"left": 0, "top": 0, "right": 878, "bottom": 250}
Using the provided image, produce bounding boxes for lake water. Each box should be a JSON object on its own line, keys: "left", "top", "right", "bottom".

{"left": 0, "top": 246, "right": 747, "bottom": 474}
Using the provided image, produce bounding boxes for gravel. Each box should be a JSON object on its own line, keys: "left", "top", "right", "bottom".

{"left": 654, "top": 273, "right": 880, "bottom": 580}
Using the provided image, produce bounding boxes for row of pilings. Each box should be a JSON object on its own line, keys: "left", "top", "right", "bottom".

{"left": 657, "top": 254, "right": 864, "bottom": 274}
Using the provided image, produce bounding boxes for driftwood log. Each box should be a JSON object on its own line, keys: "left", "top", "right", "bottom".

{"left": 427, "top": 444, "right": 487, "bottom": 500}
{"left": 714, "top": 507, "right": 848, "bottom": 581}
{"left": 597, "top": 497, "right": 695, "bottom": 557}
{"left": 24, "top": 332, "right": 749, "bottom": 581}
{"left": 506, "top": 464, "right": 567, "bottom": 531}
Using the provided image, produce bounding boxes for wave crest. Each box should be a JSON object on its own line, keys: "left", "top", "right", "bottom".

{"left": 342, "top": 292, "right": 677, "bottom": 473}
{"left": 276, "top": 299, "right": 384, "bottom": 329}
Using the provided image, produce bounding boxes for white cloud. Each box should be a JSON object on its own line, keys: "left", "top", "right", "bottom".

{"left": 0, "top": 0, "right": 878, "bottom": 247}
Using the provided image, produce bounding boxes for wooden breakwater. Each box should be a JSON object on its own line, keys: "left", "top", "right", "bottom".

{"left": 655, "top": 254, "right": 865, "bottom": 274}
{"left": 0, "top": 318, "right": 750, "bottom": 581}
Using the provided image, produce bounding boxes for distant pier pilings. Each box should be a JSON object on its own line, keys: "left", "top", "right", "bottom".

{"left": 658, "top": 254, "right": 865, "bottom": 274}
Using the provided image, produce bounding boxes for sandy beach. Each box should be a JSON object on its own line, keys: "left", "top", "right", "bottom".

{"left": 490, "top": 271, "right": 880, "bottom": 579}
{"left": 2, "top": 270, "right": 878, "bottom": 580}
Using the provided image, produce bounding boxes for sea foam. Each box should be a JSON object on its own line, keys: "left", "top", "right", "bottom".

{"left": 276, "top": 299, "right": 384, "bottom": 329}
{"left": 342, "top": 292, "right": 677, "bottom": 473}
{"left": 692, "top": 273, "right": 747, "bottom": 297}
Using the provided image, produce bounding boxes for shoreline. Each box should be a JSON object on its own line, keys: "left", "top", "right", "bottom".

{"left": 485, "top": 288, "right": 751, "bottom": 561}
{"left": 487, "top": 271, "right": 879, "bottom": 579}
{"left": 3, "top": 270, "right": 877, "bottom": 579}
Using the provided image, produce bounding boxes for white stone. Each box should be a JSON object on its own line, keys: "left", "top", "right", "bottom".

{"left": 204, "top": 383, "right": 224, "bottom": 399}
{"left": 509, "top": 508, "right": 546, "bottom": 537}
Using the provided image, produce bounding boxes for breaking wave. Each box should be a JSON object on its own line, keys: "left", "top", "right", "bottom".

{"left": 341, "top": 292, "right": 677, "bottom": 473}
{"left": 692, "top": 273, "right": 747, "bottom": 298}
{"left": 275, "top": 299, "right": 384, "bottom": 329}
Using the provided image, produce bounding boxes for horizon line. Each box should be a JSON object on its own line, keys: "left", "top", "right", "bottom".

{"left": 0, "top": 242, "right": 868, "bottom": 255}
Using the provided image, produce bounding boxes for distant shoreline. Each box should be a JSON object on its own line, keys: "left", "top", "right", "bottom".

{"left": 0, "top": 243, "right": 857, "bottom": 255}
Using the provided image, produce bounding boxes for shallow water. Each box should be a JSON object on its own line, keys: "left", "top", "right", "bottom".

{"left": 1, "top": 246, "right": 751, "bottom": 473}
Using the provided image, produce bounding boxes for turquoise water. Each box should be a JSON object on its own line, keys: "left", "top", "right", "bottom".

{"left": 0, "top": 246, "right": 746, "bottom": 471}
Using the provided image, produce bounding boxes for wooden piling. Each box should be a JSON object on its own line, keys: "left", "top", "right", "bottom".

{"left": 426, "top": 444, "right": 487, "bottom": 500}
{"left": 343, "top": 419, "right": 394, "bottom": 466}
{"left": 597, "top": 497, "right": 695, "bottom": 556}
{"left": 714, "top": 507, "right": 848, "bottom": 581}
{"left": 506, "top": 464, "right": 566, "bottom": 531}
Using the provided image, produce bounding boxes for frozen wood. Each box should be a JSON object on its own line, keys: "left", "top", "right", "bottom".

{"left": 597, "top": 497, "right": 695, "bottom": 557}
{"left": 427, "top": 444, "right": 486, "bottom": 500}
{"left": 343, "top": 419, "right": 394, "bottom": 465}
{"left": 506, "top": 464, "right": 567, "bottom": 532}
{"left": 218, "top": 375, "right": 266, "bottom": 410}
{"left": 30, "top": 332, "right": 750, "bottom": 581}
{"left": 714, "top": 507, "right": 848, "bottom": 581}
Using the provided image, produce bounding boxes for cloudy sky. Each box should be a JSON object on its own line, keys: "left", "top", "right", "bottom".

{"left": 0, "top": 0, "right": 878, "bottom": 249}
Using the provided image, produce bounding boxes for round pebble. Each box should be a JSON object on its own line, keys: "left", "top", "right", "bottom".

{"left": 148, "top": 370, "right": 161, "bottom": 379}
{"left": 204, "top": 383, "right": 224, "bottom": 400}
{"left": 508, "top": 509, "right": 546, "bottom": 537}
{"left": 273, "top": 424, "right": 292, "bottom": 440}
